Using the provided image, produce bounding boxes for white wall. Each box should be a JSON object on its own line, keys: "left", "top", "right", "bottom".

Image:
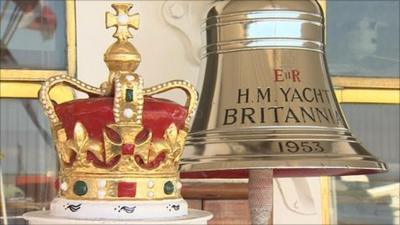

{"left": 75, "top": 1, "right": 325, "bottom": 224}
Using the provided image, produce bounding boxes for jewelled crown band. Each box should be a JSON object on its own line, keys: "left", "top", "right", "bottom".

{"left": 39, "top": 3, "right": 198, "bottom": 201}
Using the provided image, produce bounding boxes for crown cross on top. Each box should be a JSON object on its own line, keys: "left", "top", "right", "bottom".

{"left": 106, "top": 3, "right": 139, "bottom": 41}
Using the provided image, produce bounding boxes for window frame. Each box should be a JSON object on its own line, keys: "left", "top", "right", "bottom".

{"left": 0, "top": 1, "right": 76, "bottom": 102}
{"left": 322, "top": 0, "right": 400, "bottom": 104}
{"left": 319, "top": 0, "right": 400, "bottom": 224}
{"left": 0, "top": 2, "right": 76, "bottom": 222}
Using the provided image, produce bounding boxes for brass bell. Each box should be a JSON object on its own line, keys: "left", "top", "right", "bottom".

{"left": 181, "top": 0, "right": 387, "bottom": 177}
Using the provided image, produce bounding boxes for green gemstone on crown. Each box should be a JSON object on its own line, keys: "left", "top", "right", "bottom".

{"left": 73, "top": 181, "right": 88, "bottom": 196}
{"left": 126, "top": 89, "right": 134, "bottom": 102}
{"left": 164, "top": 181, "right": 174, "bottom": 195}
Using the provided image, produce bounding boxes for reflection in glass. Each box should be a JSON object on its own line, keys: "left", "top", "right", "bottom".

{"left": 326, "top": 1, "right": 399, "bottom": 77}
{"left": 0, "top": 99, "right": 57, "bottom": 225}
{"left": 333, "top": 104, "right": 400, "bottom": 225}
{"left": 0, "top": 0, "right": 66, "bottom": 70}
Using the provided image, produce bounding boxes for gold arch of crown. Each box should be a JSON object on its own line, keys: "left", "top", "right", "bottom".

{"left": 39, "top": 3, "right": 198, "bottom": 200}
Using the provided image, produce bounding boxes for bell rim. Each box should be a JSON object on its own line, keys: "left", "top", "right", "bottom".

{"left": 180, "top": 156, "right": 388, "bottom": 177}
{"left": 182, "top": 135, "right": 388, "bottom": 177}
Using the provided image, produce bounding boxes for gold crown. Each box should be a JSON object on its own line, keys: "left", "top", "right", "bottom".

{"left": 39, "top": 3, "right": 197, "bottom": 201}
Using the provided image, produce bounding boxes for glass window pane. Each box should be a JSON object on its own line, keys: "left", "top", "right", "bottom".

{"left": 343, "top": 104, "right": 399, "bottom": 164}
{"left": 333, "top": 104, "right": 400, "bottom": 225}
{"left": 326, "top": 1, "right": 400, "bottom": 77}
{"left": 0, "top": 0, "right": 66, "bottom": 70}
{"left": 0, "top": 99, "right": 57, "bottom": 225}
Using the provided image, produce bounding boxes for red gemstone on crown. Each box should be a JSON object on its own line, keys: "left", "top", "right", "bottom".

{"left": 121, "top": 144, "right": 135, "bottom": 155}
{"left": 117, "top": 182, "right": 137, "bottom": 198}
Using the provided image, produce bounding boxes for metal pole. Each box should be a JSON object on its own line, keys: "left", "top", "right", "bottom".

{"left": 249, "top": 169, "right": 273, "bottom": 225}
{"left": 0, "top": 157, "right": 8, "bottom": 225}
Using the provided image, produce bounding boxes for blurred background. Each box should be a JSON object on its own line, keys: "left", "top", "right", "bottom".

{"left": 1, "top": 1, "right": 399, "bottom": 224}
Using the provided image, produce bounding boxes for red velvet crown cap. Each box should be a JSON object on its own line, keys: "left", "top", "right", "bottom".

{"left": 55, "top": 96, "right": 188, "bottom": 142}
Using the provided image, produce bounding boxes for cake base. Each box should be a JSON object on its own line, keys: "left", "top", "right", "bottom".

{"left": 24, "top": 209, "right": 213, "bottom": 225}
{"left": 49, "top": 198, "right": 189, "bottom": 220}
